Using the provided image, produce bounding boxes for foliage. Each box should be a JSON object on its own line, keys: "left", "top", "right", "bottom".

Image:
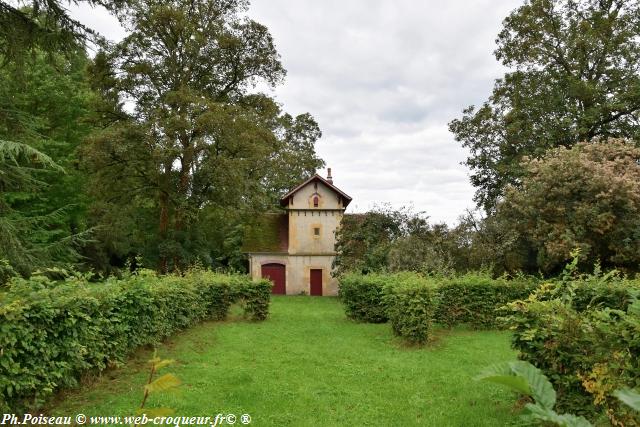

{"left": 333, "top": 206, "right": 410, "bottom": 276}
{"left": 449, "top": 0, "right": 640, "bottom": 210}
{"left": 500, "top": 140, "right": 640, "bottom": 274}
{"left": 0, "top": 258, "right": 16, "bottom": 285}
{"left": 0, "top": 46, "right": 96, "bottom": 277}
{"left": 339, "top": 271, "right": 539, "bottom": 331}
{"left": 83, "top": 0, "right": 323, "bottom": 272}
{"left": 0, "top": 0, "right": 124, "bottom": 67}
{"left": 0, "top": 140, "right": 86, "bottom": 277}
{"left": 436, "top": 274, "right": 538, "bottom": 329}
{"left": 334, "top": 205, "right": 539, "bottom": 278}
{"left": 452, "top": 208, "right": 537, "bottom": 276}
{"left": 338, "top": 272, "right": 390, "bottom": 323}
{"left": 477, "top": 360, "right": 592, "bottom": 426}
{"left": 0, "top": 269, "right": 271, "bottom": 412}
{"left": 614, "top": 388, "right": 640, "bottom": 412}
{"left": 502, "top": 274, "right": 640, "bottom": 424}
{"left": 334, "top": 205, "right": 446, "bottom": 276}
{"left": 339, "top": 272, "right": 438, "bottom": 344}
{"left": 382, "top": 273, "right": 438, "bottom": 345}
{"left": 387, "top": 223, "right": 457, "bottom": 276}
{"left": 136, "top": 353, "right": 181, "bottom": 421}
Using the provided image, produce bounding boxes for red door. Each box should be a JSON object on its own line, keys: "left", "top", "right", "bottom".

{"left": 261, "top": 263, "right": 286, "bottom": 295}
{"left": 310, "top": 269, "right": 323, "bottom": 296}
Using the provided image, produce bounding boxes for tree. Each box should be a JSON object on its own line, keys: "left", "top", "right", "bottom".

{"left": 0, "top": 0, "right": 124, "bottom": 66}
{"left": 0, "top": 44, "right": 95, "bottom": 278}
{"left": 0, "top": 140, "right": 72, "bottom": 279}
{"left": 450, "top": 209, "right": 534, "bottom": 275}
{"left": 500, "top": 140, "right": 640, "bottom": 273}
{"left": 333, "top": 205, "right": 428, "bottom": 276}
{"left": 84, "top": 0, "right": 323, "bottom": 271}
{"left": 449, "top": 0, "right": 640, "bottom": 211}
{"left": 387, "top": 223, "right": 456, "bottom": 276}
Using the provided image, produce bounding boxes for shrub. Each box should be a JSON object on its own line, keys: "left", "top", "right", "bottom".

{"left": 382, "top": 273, "right": 438, "bottom": 345}
{"left": 232, "top": 275, "right": 272, "bottom": 321}
{"left": 568, "top": 275, "right": 640, "bottom": 313}
{"left": 502, "top": 281, "right": 640, "bottom": 424}
{"left": 0, "top": 269, "right": 270, "bottom": 412}
{"left": 338, "top": 273, "right": 390, "bottom": 323}
{"left": 435, "top": 274, "right": 538, "bottom": 328}
{"left": 477, "top": 360, "right": 592, "bottom": 426}
{"left": 339, "top": 272, "right": 540, "bottom": 331}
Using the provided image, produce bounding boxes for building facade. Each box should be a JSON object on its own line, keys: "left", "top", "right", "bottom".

{"left": 245, "top": 170, "right": 351, "bottom": 296}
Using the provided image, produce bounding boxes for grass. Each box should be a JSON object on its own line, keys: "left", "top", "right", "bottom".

{"left": 49, "top": 297, "right": 519, "bottom": 426}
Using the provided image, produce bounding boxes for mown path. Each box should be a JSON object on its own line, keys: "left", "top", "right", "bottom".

{"left": 50, "top": 297, "right": 518, "bottom": 426}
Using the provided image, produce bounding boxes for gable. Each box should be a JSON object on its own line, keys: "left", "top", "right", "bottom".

{"left": 280, "top": 174, "right": 352, "bottom": 208}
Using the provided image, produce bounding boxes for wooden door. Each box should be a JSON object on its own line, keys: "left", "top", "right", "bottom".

{"left": 261, "top": 263, "right": 286, "bottom": 295}
{"left": 310, "top": 269, "right": 323, "bottom": 296}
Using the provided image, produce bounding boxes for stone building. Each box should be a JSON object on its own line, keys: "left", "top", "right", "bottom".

{"left": 244, "top": 169, "right": 352, "bottom": 296}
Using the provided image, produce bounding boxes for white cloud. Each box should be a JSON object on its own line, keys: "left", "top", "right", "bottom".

{"left": 68, "top": 0, "right": 522, "bottom": 224}
{"left": 247, "top": 0, "right": 522, "bottom": 224}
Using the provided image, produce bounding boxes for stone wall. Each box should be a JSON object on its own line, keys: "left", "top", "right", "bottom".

{"left": 249, "top": 254, "right": 338, "bottom": 296}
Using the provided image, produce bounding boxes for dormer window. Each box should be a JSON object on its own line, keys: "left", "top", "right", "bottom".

{"left": 313, "top": 195, "right": 319, "bottom": 207}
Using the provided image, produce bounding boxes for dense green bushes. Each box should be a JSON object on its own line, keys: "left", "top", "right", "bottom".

{"left": 383, "top": 275, "right": 438, "bottom": 344}
{"left": 0, "top": 270, "right": 271, "bottom": 412}
{"left": 339, "top": 272, "right": 537, "bottom": 333}
{"left": 502, "top": 277, "right": 640, "bottom": 425}
{"left": 338, "top": 273, "right": 390, "bottom": 323}
{"left": 435, "top": 275, "right": 538, "bottom": 328}
{"left": 339, "top": 272, "right": 438, "bottom": 343}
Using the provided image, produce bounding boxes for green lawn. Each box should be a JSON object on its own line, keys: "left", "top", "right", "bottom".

{"left": 49, "top": 297, "right": 519, "bottom": 426}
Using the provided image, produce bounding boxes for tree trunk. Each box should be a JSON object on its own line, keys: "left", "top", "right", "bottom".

{"left": 158, "top": 166, "right": 171, "bottom": 273}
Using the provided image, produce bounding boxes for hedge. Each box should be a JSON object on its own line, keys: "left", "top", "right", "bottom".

{"left": 338, "top": 272, "right": 390, "bottom": 323}
{"left": 338, "top": 273, "right": 539, "bottom": 331}
{"left": 435, "top": 274, "right": 539, "bottom": 328}
{"left": 338, "top": 272, "right": 439, "bottom": 343}
{"left": 568, "top": 278, "right": 640, "bottom": 313}
{"left": 502, "top": 279, "right": 640, "bottom": 424}
{"left": 382, "top": 274, "right": 438, "bottom": 344}
{"left": 0, "top": 269, "right": 271, "bottom": 412}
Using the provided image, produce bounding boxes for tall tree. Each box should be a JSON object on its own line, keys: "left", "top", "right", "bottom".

{"left": 500, "top": 140, "right": 640, "bottom": 273}
{"left": 0, "top": 140, "right": 71, "bottom": 279}
{"left": 84, "top": 0, "right": 323, "bottom": 271}
{"left": 0, "top": 0, "right": 124, "bottom": 66}
{"left": 332, "top": 205, "right": 426, "bottom": 276}
{"left": 449, "top": 0, "right": 640, "bottom": 211}
{"left": 0, "top": 44, "right": 95, "bottom": 278}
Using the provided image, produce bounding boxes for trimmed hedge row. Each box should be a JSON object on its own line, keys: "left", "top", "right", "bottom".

{"left": 383, "top": 275, "right": 438, "bottom": 344}
{"left": 435, "top": 275, "right": 538, "bottom": 328}
{"left": 0, "top": 270, "right": 271, "bottom": 412}
{"left": 339, "top": 270, "right": 640, "bottom": 421}
{"left": 338, "top": 273, "right": 389, "bottom": 323}
{"left": 339, "top": 273, "right": 539, "bottom": 333}
{"left": 340, "top": 272, "right": 438, "bottom": 344}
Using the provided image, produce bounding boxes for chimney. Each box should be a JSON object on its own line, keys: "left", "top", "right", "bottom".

{"left": 327, "top": 168, "right": 333, "bottom": 184}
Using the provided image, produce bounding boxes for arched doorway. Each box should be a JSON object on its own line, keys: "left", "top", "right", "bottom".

{"left": 261, "top": 263, "right": 286, "bottom": 295}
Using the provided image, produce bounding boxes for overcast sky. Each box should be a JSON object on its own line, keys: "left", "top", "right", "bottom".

{"left": 70, "top": 0, "right": 522, "bottom": 224}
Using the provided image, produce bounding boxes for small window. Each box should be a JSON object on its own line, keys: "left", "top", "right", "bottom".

{"left": 313, "top": 196, "right": 319, "bottom": 207}
{"left": 314, "top": 227, "right": 320, "bottom": 236}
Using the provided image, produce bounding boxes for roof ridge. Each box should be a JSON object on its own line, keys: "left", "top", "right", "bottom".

{"left": 280, "top": 173, "right": 352, "bottom": 207}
